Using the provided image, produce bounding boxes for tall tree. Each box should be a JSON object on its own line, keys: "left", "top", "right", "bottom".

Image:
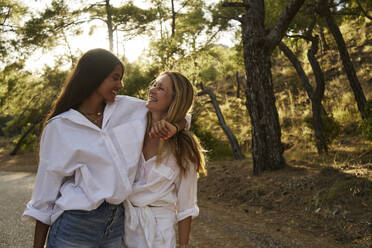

{"left": 105, "top": 0, "right": 114, "bottom": 51}
{"left": 306, "top": 34, "right": 328, "bottom": 154}
{"left": 317, "top": 0, "right": 368, "bottom": 119}
{"left": 198, "top": 84, "right": 245, "bottom": 160}
{"left": 0, "top": 0, "right": 27, "bottom": 61}
{"left": 220, "top": 0, "right": 306, "bottom": 174}
{"left": 21, "top": 0, "right": 156, "bottom": 55}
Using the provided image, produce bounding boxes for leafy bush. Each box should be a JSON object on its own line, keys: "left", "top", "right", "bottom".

{"left": 190, "top": 122, "right": 233, "bottom": 160}
{"left": 303, "top": 113, "right": 341, "bottom": 145}
{"left": 11, "top": 123, "right": 40, "bottom": 153}
{"left": 359, "top": 99, "right": 372, "bottom": 140}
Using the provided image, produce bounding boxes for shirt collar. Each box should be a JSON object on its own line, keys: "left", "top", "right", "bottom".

{"left": 48, "top": 99, "right": 118, "bottom": 131}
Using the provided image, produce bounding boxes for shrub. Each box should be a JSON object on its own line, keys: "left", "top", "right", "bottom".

{"left": 190, "top": 122, "right": 234, "bottom": 160}
{"left": 359, "top": 99, "right": 372, "bottom": 140}
{"left": 303, "top": 113, "right": 341, "bottom": 145}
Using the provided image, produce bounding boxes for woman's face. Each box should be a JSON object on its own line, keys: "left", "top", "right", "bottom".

{"left": 96, "top": 64, "right": 123, "bottom": 103}
{"left": 146, "top": 74, "right": 174, "bottom": 114}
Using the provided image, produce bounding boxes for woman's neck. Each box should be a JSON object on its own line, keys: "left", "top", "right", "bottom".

{"left": 150, "top": 111, "right": 166, "bottom": 124}
{"left": 80, "top": 95, "right": 105, "bottom": 114}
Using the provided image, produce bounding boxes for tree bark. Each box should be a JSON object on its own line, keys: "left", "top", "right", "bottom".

{"left": 356, "top": 0, "right": 372, "bottom": 21}
{"left": 224, "top": 0, "right": 306, "bottom": 174}
{"left": 241, "top": 1, "right": 284, "bottom": 174}
{"left": 171, "top": 0, "right": 176, "bottom": 37}
{"left": 318, "top": 0, "right": 367, "bottom": 119}
{"left": 198, "top": 89, "right": 245, "bottom": 160}
{"left": 105, "top": 0, "right": 114, "bottom": 52}
{"left": 319, "top": 26, "right": 329, "bottom": 52}
{"left": 279, "top": 41, "right": 327, "bottom": 116}
{"left": 235, "top": 71, "right": 241, "bottom": 98}
{"left": 307, "top": 36, "right": 328, "bottom": 154}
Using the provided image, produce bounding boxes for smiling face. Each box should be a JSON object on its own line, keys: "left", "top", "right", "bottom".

{"left": 146, "top": 74, "right": 174, "bottom": 115}
{"left": 96, "top": 64, "right": 123, "bottom": 103}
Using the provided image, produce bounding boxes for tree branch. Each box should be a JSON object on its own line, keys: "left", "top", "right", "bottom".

{"left": 287, "top": 34, "right": 310, "bottom": 41}
{"left": 221, "top": 1, "right": 250, "bottom": 9}
{"left": 356, "top": 0, "right": 372, "bottom": 20}
{"left": 265, "top": 0, "right": 306, "bottom": 53}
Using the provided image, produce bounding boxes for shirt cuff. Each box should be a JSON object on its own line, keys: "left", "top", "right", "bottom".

{"left": 176, "top": 205, "right": 199, "bottom": 222}
{"left": 22, "top": 203, "right": 52, "bottom": 225}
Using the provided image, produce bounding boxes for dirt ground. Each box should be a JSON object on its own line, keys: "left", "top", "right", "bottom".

{"left": 1, "top": 135, "right": 371, "bottom": 248}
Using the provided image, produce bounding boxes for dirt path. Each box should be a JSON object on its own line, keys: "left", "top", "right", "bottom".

{"left": 0, "top": 149, "right": 370, "bottom": 247}
{"left": 0, "top": 170, "right": 342, "bottom": 248}
{"left": 189, "top": 200, "right": 343, "bottom": 248}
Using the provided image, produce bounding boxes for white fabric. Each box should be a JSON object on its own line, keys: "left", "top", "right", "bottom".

{"left": 124, "top": 153, "right": 199, "bottom": 248}
{"left": 22, "top": 96, "right": 148, "bottom": 225}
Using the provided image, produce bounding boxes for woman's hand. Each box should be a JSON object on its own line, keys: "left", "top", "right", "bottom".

{"left": 149, "top": 120, "right": 177, "bottom": 140}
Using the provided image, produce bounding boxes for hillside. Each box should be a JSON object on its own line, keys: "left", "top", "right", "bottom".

{"left": 195, "top": 18, "right": 371, "bottom": 158}
{"left": 191, "top": 18, "right": 372, "bottom": 247}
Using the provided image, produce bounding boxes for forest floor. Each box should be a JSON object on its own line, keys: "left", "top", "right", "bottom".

{"left": 0, "top": 135, "right": 371, "bottom": 248}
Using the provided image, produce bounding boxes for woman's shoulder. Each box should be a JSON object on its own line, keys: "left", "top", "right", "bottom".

{"left": 46, "top": 109, "right": 81, "bottom": 126}
{"left": 115, "top": 95, "right": 146, "bottom": 105}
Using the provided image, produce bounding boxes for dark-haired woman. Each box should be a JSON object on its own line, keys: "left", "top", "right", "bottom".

{"left": 124, "top": 72, "right": 207, "bottom": 248}
{"left": 22, "top": 49, "right": 182, "bottom": 248}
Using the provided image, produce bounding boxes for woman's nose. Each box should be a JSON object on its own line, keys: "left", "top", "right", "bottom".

{"left": 149, "top": 87, "right": 156, "bottom": 93}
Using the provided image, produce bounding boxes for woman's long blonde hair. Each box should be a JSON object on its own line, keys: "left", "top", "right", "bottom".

{"left": 147, "top": 71, "right": 207, "bottom": 176}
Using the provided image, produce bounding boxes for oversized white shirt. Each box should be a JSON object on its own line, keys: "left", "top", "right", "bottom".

{"left": 23, "top": 96, "right": 148, "bottom": 225}
{"left": 124, "top": 152, "right": 199, "bottom": 248}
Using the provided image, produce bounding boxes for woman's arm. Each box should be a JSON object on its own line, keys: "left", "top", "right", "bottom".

{"left": 178, "top": 216, "right": 192, "bottom": 247}
{"left": 149, "top": 115, "right": 191, "bottom": 140}
{"left": 34, "top": 220, "right": 49, "bottom": 248}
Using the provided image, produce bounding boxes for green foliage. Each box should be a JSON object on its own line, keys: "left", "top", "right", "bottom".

{"left": 20, "top": 0, "right": 78, "bottom": 50}
{"left": 190, "top": 121, "right": 233, "bottom": 160}
{"left": 121, "top": 61, "right": 157, "bottom": 98}
{"left": 11, "top": 122, "right": 40, "bottom": 153}
{"left": 0, "top": 62, "right": 67, "bottom": 143}
{"left": 0, "top": 0, "right": 27, "bottom": 59}
{"left": 199, "top": 64, "right": 218, "bottom": 83}
{"left": 303, "top": 113, "right": 341, "bottom": 145}
{"left": 359, "top": 99, "right": 372, "bottom": 140}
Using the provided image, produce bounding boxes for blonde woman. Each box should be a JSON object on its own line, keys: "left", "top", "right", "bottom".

{"left": 124, "top": 72, "right": 207, "bottom": 248}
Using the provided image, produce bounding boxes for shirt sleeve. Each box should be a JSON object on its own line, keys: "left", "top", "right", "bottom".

{"left": 175, "top": 162, "right": 199, "bottom": 222}
{"left": 22, "top": 120, "right": 75, "bottom": 225}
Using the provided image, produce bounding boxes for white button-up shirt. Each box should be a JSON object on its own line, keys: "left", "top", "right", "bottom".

{"left": 23, "top": 96, "right": 148, "bottom": 225}
{"left": 124, "top": 153, "right": 199, "bottom": 248}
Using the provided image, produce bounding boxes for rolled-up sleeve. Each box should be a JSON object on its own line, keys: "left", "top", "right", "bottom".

{"left": 175, "top": 163, "right": 199, "bottom": 222}
{"left": 22, "top": 121, "right": 74, "bottom": 225}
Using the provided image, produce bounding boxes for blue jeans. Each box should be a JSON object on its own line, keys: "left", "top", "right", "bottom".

{"left": 47, "top": 202, "right": 124, "bottom": 248}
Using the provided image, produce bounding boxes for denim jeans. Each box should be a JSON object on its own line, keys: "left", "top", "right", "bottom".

{"left": 47, "top": 202, "right": 124, "bottom": 248}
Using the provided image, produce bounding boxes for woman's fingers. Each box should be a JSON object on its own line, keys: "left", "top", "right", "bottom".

{"left": 157, "top": 120, "right": 170, "bottom": 138}
{"left": 164, "top": 121, "right": 177, "bottom": 139}
{"left": 149, "top": 120, "right": 177, "bottom": 140}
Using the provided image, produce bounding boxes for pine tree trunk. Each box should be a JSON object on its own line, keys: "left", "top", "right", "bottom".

{"left": 198, "top": 89, "right": 245, "bottom": 160}
{"left": 105, "top": 0, "right": 114, "bottom": 52}
{"left": 307, "top": 36, "right": 328, "bottom": 154}
{"left": 319, "top": 26, "right": 329, "bottom": 52}
{"left": 235, "top": 71, "right": 241, "bottom": 98}
{"left": 318, "top": 0, "right": 367, "bottom": 119}
{"left": 279, "top": 42, "right": 327, "bottom": 116}
{"left": 171, "top": 0, "right": 176, "bottom": 37}
{"left": 241, "top": 1, "right": 285, "bottom": 174}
